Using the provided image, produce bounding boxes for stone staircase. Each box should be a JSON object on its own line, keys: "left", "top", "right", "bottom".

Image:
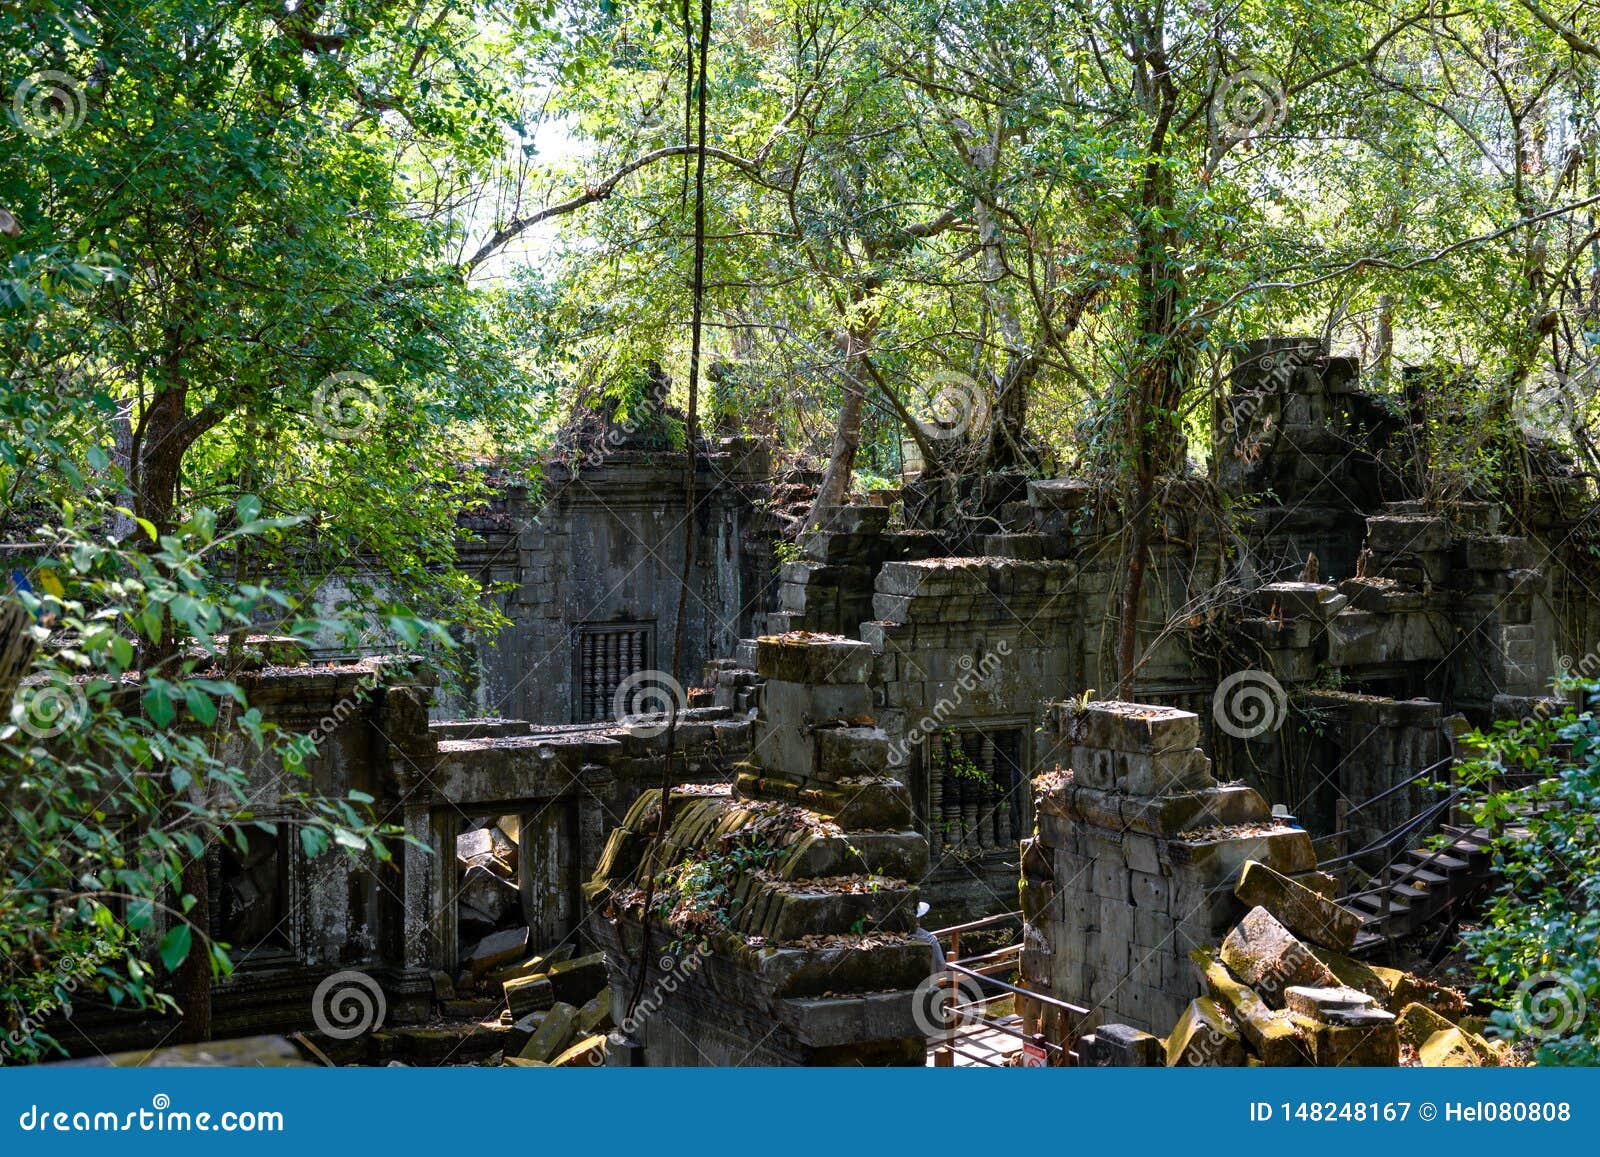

{"left": 1339, "top": 818, "right": 1535, "bottom": 954}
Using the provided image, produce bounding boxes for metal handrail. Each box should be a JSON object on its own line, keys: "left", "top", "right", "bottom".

{"left": 1339, "top": 755, "right": 1453, "bottom": 818}
{"left": 932, "top": 910, "right": 1022, "bottom": 939}
{"left": 946, "top": 960, "right": 1091, "bottom": 1018}
{"left": 1316, "top": 787, "right": 1466, "bottom": 871}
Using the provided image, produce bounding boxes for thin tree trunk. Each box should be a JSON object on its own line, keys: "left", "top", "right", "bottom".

{"left": 174, "top": 859, "right": 212, "bottom": 1043}
{"left": 805, "top": 326, "right": 874, "bottom": 530}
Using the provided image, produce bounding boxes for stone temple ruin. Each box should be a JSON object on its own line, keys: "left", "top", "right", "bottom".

{"left": 45, "top": 337, "right": 1594, "bottom": 1065}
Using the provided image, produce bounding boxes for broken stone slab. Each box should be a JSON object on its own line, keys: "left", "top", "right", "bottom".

{"left": 1193, "top": 948, "right": 1308, "bottom": 1066}
{"left": 504, "top": 972, "right": 555, "bottom": 1017}
{"left": 1236, "top": 859, "right": 1360, "bottom": 951}
{"left": 1307, "top": 946, "right": 1468, "bottom": 1016}
{"left": 1296, "top": 1017, "right": 1400, "bottom": 1066}
{"left": 518, "top": 1000, "right": 578, "bottom": 1062}
{"left": 465, "top": 926, "right": 529, "bottom": 977}
{"left": 505, "top": 1011, "right": 544, "bottom": 1054}
{"left": 755, "top": 634, "right": 875, "bottom": 684}
{"left": 576, "top": 989, "right": 614, "bottom": 1037}
{"left": 1165, "top": 997, "right": 1247, "bottom": 1066}
{"left": 1283, "top": 985, "right": 1383, "bottom": 1026}
{"left": 1080, "top": 1023, "right": 1164, "bottom": 1066}
{"left": 1220, "top": 907, "right": 1339, "bottom": 1008}
{"left": 546, "top": 952, "right": 608, "bottom": 1004}
{"left": 1395, "top": 1002, "right": 1456, "bottom": 1052}
{"left": 550, "top": 1033, "right": 607, "bottom": 1067}
{"left": 1295, "top": 870, "right": 1340, "bottom": 901}
{"left": 456, "top": 828, "right": 495, "bottom": 864}
{"left": 489, "top": 944, "right": 576, "bottom": 987}
{"left": 1419, "top": 1027, "right": 1483, "bottom": 1067}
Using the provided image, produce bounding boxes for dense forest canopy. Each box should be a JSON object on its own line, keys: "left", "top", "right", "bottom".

{"left": 2, "top": 0, "right": 1599, "bottom": 1057}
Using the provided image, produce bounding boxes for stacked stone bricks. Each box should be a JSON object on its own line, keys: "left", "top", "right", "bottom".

{"left": 586, "top": 632, "right": 933, "bottom": 1066}
{"left": 1020, "top": 700, "right": 1315, "bottom": 1037}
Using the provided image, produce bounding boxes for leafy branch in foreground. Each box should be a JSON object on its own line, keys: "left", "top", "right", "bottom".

{"left": 0, "top": 500, "right": 441, "bottom": 1063}
{"left": 1457, "top": 682, "right": 1600, "bottom": 1065}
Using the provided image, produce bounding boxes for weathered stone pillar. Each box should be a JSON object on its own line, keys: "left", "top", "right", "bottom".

{"left": 1021, "top": 700, "right": 1316, "bottom": 1036}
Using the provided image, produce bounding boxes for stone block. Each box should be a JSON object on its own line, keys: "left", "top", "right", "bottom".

{"left": 1283, "top": 985, "right": 1380, "bottom": 1025}
{"left": 1084, "top": 1023, "right": 1164, "bottom": 1066}
{"left": 1078, "top": 701, "right": 1201, "bottom": 754}
{"left": 550, "top": 1033, "right": 607, "bottom": 1067}
{"left": 1235, "top": 859, "right": 1360, "bottom": 951}
{"left": 1165, "top": 998, "right": 1247, "bottom": 1066}
{"left": 1253, "top": 581, "right": 1338, "bottom": 620}
{"left": 503, "top": 972, "right": 555, "bottom": 1017}
{"left": 1300, "top": 1018, "right": 1399, "bottom": 1066}
{"left": 1167, "top": 827, "right": 1316, "bottom": 884}
{"left": 546, "top": 952, "right": 607, "bottom": 1004}
{"left": 465, "top": 926, "right": 529, "bottom": 977}
{"left": 518, "top": 1000, "right": 578, "bottom": 1062}
{"left": 755, "top": 634, "right": 874, "bottom": 684}
{"left": 1418, "top": 1027, "right": 1482, "bottom": 1067}
{"left": 1395, "top": 1002, "right": 1455, "bottom": 1052}
{"left": 1192, "top": 948, "right": 1308, "bottom": 1066}
{"left": 814, "top": 725, "right": 890, "bottom": 777}
{"left": 1220, "top": 907, "right": 1339, "bottom": 1008}
{"left": 575, "top": 989, "right": 613, "bottom": 1037}
{"left": 760, "top": 678, "right": 873, "bottom": 727}
{"left": 1129, "top": 869, "right": 1169, "bottom": 911}
{"left": 1365, "top": 514, "right": 1450, "bottom": 554}
{"left": 817, "top": 503, "right": 891, "bottom": 536}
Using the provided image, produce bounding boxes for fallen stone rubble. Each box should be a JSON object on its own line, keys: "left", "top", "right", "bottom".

{"left": 1079, "top": 858, "right": 1511, "bottom": 1067}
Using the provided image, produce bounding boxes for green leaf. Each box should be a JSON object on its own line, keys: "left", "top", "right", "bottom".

{"left": 142, "top": 684, "right": 175, "bottom": 728}
{"left": 184, "top": 686, "right": 217, "bottom": 725}
{"left": 299, "top": 827, "right": 329, "bottom": 858}
{"left": 158, "top": 924, "right": 192, "bottom": 971}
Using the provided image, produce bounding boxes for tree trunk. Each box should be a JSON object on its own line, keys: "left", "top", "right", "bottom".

{"left": 805, "top": 326, "right": 875, "bottom": 530}
{"left": 174, "top": 857, "right": 212, "bottom": 1043}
